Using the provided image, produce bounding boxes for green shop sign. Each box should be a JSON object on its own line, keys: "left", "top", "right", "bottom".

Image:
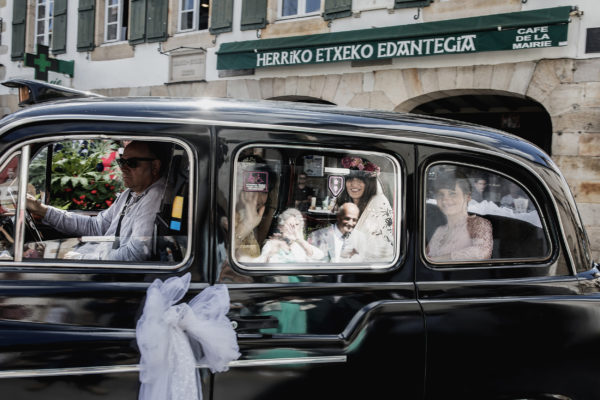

{"left": 217, "top": 6, "right": 572, "bottom": 70}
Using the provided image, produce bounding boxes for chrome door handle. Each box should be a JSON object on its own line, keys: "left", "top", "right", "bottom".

{"left": 230, "top": 315, "right": 279, "bottom": 332}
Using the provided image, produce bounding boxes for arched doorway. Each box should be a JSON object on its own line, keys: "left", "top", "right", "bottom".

{"left": 409, "top": 92, "right": 552, "bottom": 155}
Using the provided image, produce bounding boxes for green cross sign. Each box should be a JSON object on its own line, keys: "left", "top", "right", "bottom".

{"left": 33, "top": 53, "right": 52, "bottom": 73}
{"left": 24, "top": 44, "right": 74, "bottom": 82}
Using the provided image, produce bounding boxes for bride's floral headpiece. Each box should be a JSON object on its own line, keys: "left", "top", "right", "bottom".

{"left": 341, "top": 156, "right": 380, "bottom": 177}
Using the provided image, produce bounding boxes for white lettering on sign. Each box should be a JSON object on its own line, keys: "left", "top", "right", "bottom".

{"left": 511, "top": 26, "right": 552, "bottom": 50}
{"left": 254, "top": 33, "right": 481, "bottom": 67}
{"left": 241, "top": 22, "right": 564, "bottom": 69}
{"left": 257, "top": 44, "right": 377, "bottom": 66}
{"left": 517, "top": 26, "right": 549, "bottom": 35}
{"left": 512, "top": 41, "right": 552, "bottom": 49}
{"left": 292, "top": 50, "right": 301, "bottom": 64}
{"left": 360, "top": 45, "right": 373, "bottom": 58}
{"left": 301, "top": 49, "right": 312, "bottom": 63}
{"left": 376, "top": 34, "right": 476, "bottom": 58}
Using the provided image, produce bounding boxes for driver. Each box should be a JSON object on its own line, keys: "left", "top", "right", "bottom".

{"left": 26, "top": 141, "right": 166, "bottom": 261}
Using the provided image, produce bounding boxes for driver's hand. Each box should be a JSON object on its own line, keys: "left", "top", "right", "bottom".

{"left": 26, "top": 194, "right": 48, "bottom": 218}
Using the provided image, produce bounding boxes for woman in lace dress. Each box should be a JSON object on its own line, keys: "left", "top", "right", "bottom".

{"left": 335, "top": 156, "right": 394, "bottom": 261}
{"left": 426, "top": 171, "right": 493, "bottom": 262}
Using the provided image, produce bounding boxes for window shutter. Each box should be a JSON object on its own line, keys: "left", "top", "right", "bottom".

{"left": 394, "top": 0, "right": 432, "bottom": 9}
{"left": 52, "top": 0, "right": 68, "bottom": 54}
{"left": 129, "top": 0, "right": 148, "bottom": 44}
{"left": 77, "top": 0, "right": 95, "bottom": 51}
{"left": 323, "top": 0, "right": 352, "bottom": 21}
{"left": 146, "top": 0, "right": 168, "bottom": 42}
{"left": 241, "top": 0, "right": 267, "bottom": 31}
{"left": 209, "top": 0, "right": 233, "bottom": 34}
{"left": 11, "top": 1, "right": 27, "bottom": 60}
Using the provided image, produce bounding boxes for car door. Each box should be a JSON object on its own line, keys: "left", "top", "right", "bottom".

{"left": 416, "top": 147, "right": 596, "bottom": 399}
{"left": 0, "top": 121, "right": 207, "bottom": 399}
{"left": 211, "top": 127, "right": 425, "bottom": 400}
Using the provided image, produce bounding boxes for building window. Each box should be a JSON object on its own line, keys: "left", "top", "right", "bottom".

{"left": 279, "top": 0, "right": 321, "bottom": 18}
{"left": 105, "top": 0, "right": 129, "bottom": 42}
{"left": 35, "top": 0, "right": 54, "bottom": 45}
{"left": 178, "top": 0, "right": 210, "bottom": 32}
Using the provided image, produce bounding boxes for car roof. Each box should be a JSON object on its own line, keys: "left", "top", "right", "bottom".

{"left": 0, "top": 96, "right": 556, "bottom": 170}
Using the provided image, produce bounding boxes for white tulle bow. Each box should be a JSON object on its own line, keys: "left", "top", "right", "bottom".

{"left": 136, "top": 273, "right": 240, "bottom": 400}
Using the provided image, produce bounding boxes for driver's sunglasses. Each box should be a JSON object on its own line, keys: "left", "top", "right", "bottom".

{"left": 116, "top": 157, "right": 156, "bottom": 169}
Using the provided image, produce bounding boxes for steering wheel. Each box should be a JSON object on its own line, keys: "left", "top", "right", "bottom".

{"left": 7, "top": 193, "right": 45, "bottom": 245}
{"left": 24, "top": 208, "right": 44, "bottom": 244}
{"left": 0, "top": 215, "right": 14, "bottom": 245}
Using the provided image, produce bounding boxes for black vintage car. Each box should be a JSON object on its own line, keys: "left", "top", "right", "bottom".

{"left": 0, "top": 80, "right": 596, "bottom": 400}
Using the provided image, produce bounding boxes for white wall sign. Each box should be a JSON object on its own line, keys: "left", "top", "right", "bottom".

{"left": 170, "top": 52, "right": 206, "bottom": 82}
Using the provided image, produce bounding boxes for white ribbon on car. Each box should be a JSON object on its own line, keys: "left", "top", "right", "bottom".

{"left": 136, "top": 273, "right": 240, "bottom": 400}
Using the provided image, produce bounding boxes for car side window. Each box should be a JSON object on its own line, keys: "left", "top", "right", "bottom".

{"left": 232, "top": 146, "right": 399, "bottom": 269}
{"left": 0, "top": 154, "right": 21, "bottom": 260}
{"left": 424, "top": 163, "right": 550, "bottom": 264}
{"left": 0, "top": 138, "right": 191, "bottom": 267}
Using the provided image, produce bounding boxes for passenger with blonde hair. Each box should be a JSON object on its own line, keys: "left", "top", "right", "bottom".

{"left": 254, "top": 208, "right": 324, "bottom": 263}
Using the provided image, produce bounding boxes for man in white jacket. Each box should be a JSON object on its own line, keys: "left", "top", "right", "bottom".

{"left": 26, "top": 141, "right": 166, "bottom": 261}
{"left": 308, "top": 202, "right": 366, "bottom": 263}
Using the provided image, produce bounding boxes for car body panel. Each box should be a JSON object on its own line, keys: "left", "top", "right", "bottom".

{"left": 0, "top": 96, "right": 594, "bottom": 399}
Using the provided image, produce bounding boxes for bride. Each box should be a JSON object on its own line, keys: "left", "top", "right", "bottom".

{"left": 335, "top": 156, "right": 394, "bottom": 261}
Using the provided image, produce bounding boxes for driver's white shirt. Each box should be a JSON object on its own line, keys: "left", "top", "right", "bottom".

{"left": 43, "top": 177, "right": 165, "bottom": 261}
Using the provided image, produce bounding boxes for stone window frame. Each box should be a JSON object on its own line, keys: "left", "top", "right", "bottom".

{"left": 104, "top": 0, "right": 127, "bottom": 42}
{"left": 34, "top": 0, "right": 54, "bottom": 46}
{"left": 177, "top": 0, "right": 199, "bottom": 32}
{"left": 89, "top": 0, "right": 134, "bottom": 61}
{"left": 277, "top": 0, "right": 322, "bottom": 20}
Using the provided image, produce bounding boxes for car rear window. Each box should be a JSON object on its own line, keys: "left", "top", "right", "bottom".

{"left": 424, "top": 163, "right": 551, "bottom": 265}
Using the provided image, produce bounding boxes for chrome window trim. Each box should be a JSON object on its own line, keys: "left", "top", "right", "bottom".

{"left": 0, "top": 150, "right": 21, "bottom": 262}
{"left": 0, "top": 150, "right": 21, "bottom": 176}
{"left": 0, "top": 355, "right": 347, "bottom": 379}
{"left": 0, "top": 134, "right": 195, "bottom": 270}
{"left": 14, "top": 145, "right": 30, "bottom": 262}
{"left": 0, "top": 113, "right": 576, "bottom": 272}
{"left": 421, "top": 160, "right": 554, "bottom": 269}
{"left": 230, "top": 143, "right": 402, "bottom": 272}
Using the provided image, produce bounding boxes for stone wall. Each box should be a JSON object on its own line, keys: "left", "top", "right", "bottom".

{"left": 550, "top": 59, "right": 600, "bottom": 260}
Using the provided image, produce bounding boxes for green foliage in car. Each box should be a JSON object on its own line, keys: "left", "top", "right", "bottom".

{"left": 30, "top": 140, "right": 124, "bottom": 211}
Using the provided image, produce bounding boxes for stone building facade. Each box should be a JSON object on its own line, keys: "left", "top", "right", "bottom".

{"left": 0, "top": 0, "right": 598, "bottom": 257}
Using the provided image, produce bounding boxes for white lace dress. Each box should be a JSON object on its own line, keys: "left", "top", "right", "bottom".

{"left": 354, "top": 186, "right": 395, "bottom": 261}
{"left": 426, "top": 215, "right": 493, "bottom": 261}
